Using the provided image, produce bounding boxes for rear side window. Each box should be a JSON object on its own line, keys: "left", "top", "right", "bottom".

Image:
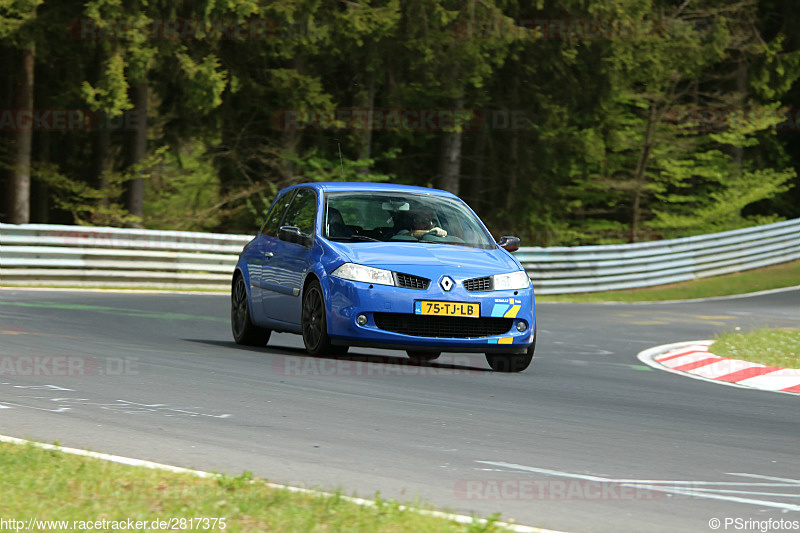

{"left": 281, "top": 188, "right": 317, "bottom": 236}
{"left": 260, "top": 191, "right": 294, "bottom": 237}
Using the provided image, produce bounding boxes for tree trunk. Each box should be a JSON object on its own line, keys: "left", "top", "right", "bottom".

{"left": 504, "top": 72, "right": 521, "bottom": 216}
{"left": 278, "top": 56, "right": 306, "bottom": 184}
{"left": 357, "top": 72, "right": 376, "bottom": 175}
{"left": 631, "top": 103, "right": 658, "bottom": 242}
{"left": 1, "top": 46, "right": 10, "bottom": 221}
{"left": 732, "top": 59, "right": 747, "bottom": 176}
{"left": 127, "top": 81, "right": 147, "bottom": 220}
{"left": 8, "top": 41, "right": 35, "bottom": 224}
{"left": 438, "top": 95, "right": 464, "bottom": 195}
{"left": 94, "top": 111, "right": 111, "bottom": 203}
{"left": 91, "top": 50, "right": 111, "bottom": 202}
{"left": 31, "top": 130, "right": 49, "bottom": 223}
{"left": 468, "top": 127, "right": 488, "bottom": 213}
{"left": 217, "top": 81, "right": 238, "bottom": 195}
{"left": 504, "top": 133, "right": 519, "bottom": 212}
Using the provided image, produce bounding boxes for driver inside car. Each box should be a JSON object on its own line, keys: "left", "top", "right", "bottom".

{"left": 402, "top": 208, "right": 448, "bottom": 239}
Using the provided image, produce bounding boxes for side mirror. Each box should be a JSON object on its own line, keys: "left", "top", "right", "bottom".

{"left": 279, "top": 226, "right": 310, "bottom": 246}
{"left": 498, "top": 235, "right": 520, "bottom": 253}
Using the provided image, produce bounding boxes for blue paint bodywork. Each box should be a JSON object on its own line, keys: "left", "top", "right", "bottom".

{"left": 233, "top": 182, "right": 535, "bottom": 354}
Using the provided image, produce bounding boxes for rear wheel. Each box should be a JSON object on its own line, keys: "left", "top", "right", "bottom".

{"left": 302, "top": 280, "right": 349, "bottom": 356}
{"left": 231, "top": 275, "right": 271, "bottom": 346}
{"left": 485, "top": 325, "right": 536, "bottom": 373}
{"left": 406, "top": 350, "right": 441, "bottom": 363}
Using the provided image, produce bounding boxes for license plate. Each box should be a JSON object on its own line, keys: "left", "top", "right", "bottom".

{"left": 415, "top": 301, "right": 479, "bottom": 318}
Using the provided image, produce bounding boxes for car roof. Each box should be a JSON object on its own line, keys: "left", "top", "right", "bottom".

{"left": 280, "top": 181, "right": 458, "bottom": 198}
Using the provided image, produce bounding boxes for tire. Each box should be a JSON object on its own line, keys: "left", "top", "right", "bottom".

{"left": 485, "top": 325, "right": 536, "bottom": 373}
{"left": 231, "top": 275, "right": 271, "bottom": 346}
{"left": 302, "top": 279, "right": 349, "bottom": 356}
{"left": 406, "top": 350, "right": 441, "bottom": 363}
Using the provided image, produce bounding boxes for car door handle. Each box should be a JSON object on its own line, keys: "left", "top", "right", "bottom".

{"left": 265, "top": 252, "right": 274, "bottom": 258}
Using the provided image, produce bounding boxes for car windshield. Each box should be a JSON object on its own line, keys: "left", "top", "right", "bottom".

{"left": 323, "top": 191, "right": 496, "bottom": 249}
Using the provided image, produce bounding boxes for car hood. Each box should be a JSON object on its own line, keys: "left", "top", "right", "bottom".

{"left": 327, "top": 242, "right": 521, "bottom": 277}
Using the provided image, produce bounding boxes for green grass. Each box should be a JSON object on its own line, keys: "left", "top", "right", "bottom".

{"left": 711, "top": 328, "right": 800, "bottom": 369}
{"left": 537, "top": 260, "right": 800, "bottom": 303}
{"left": 0, "top": 442, "right": 506, "bottom": 533}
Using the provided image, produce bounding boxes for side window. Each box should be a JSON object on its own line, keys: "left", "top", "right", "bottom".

{"left": 281, "top": 188, "right": 317, "bottom": 236}
{"left": 260, "top": 191, "right": 295, "bottom": 237}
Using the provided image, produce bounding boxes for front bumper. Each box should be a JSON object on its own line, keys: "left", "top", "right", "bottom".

{"left": 325, "top": 275, "right": 535, "bottom": 353}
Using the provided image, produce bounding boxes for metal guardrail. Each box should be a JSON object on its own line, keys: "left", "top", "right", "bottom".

{"left": 1, "top": 219, "right": 799, "bottom": 293}
{"left": 516, "top": 218, "right": 800, "bottom": 294}
{"left": 0, "top": 224, "right": 252, "bottom": 289}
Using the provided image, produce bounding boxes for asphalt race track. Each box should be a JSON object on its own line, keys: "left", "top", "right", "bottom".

{"left": 1, "top": 288, "right": 798, "bottom": 532}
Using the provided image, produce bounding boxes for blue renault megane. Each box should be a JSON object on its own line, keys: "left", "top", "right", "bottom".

{"left": 231, "top": 182, "right": 536, "bottom": 372}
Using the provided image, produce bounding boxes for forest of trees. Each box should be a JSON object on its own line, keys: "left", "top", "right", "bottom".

{"left": 2, "top": 0, "right": 800, "bottom": 245}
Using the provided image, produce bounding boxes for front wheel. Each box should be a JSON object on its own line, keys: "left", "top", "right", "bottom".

{"left": 302, "top": 280, "right": 349, "bottom": 356}
{"left": 231, "top": 275, "right": 271, "bottom": 346}
{"left": 485, "top": 325, "right": 536, "bottom": 373}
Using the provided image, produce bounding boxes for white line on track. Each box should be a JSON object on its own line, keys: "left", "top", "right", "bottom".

{"left": 476, "top": 461, "right": 800, "bottom": 512}
{"left": 729, "top": 473, "right": 800, "bottom": 485}
{"left": 538, "top": 285, "right": 800, "bottom": 305}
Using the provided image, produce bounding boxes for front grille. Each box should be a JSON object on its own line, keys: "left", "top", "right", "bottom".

{"left": 395, "top": 272, "right": 430, "bottom": 290}
{"left": 463, "top": 276, "right": 493, "bottom": 292}
{"left": 374, "top": 313, "right": 513, "bottom": 338}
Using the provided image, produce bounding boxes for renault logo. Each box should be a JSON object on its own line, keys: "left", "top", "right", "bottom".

{"left": 440, "top": 276, "right": 454, "bottom": 291}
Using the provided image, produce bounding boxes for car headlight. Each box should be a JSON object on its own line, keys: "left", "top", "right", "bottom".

{"left": 332, "top": 263, "right": 395, "bottom": 286}
{"left": 492, "top": 270, "right": 530, "bottom": 290}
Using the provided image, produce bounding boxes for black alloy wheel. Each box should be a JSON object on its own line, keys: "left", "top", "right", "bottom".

{"left": 231, "top": 275, "right": 271, "bottom": 346}
{"left": 302, "top": 279, "right": 349, "bottom": 356}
